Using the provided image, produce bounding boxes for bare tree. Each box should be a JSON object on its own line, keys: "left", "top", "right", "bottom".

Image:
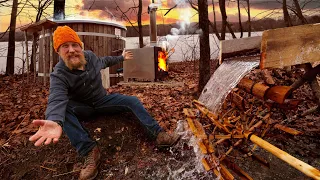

{"left": 198, "top": 0, "right": 211, "bottom": 93}
{"left": 245, "top": 0, "right": 251, "bottom": 37}
{"left": 219, "top": 0, "right": 227, "bottom": 40}
{"left": 6, "top": 0, "right": 18, "bottom": 75}
{"left": 138, "top": 0, "right": 143, "bottom": 48}
{"left": 283, "top": 0, "right": 293, "bottom": 27}
{"left": 210, "top": 0, "right": 221, "bottom": 40}
{"left": 114, "top": 0, "right": 144, "bottom": 48}
{"left": 237, "top": 0, "right": 243, "bottom": 38}
{"left": 28, "top": 0, "right": 53, "bottom": 72}
{"left": 292, "top": 0, "right": 308, "bottom": 24}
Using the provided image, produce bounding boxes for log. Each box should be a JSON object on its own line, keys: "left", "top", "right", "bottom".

{"left": 203, "top": 139, "right": 215, "bottom": 153}
{"left": 238, "top": 78, "right": 255, "bottom": 93}
{"left": 265, "top": 86, "right": 292, "bottom": 104}
{"left": 186, "top": 118, "right": 198, "bottom": 135}
{"left": 260, "top": 23, "right": 320, "bottom": 69}
{"left": 252, "top": 82, "right": 270, "bottom": 100}
{"left": 201, "top": 158, "right": 211, "bottom": 171}
{"left": 194, "top": 119, "right": 207, "bottom": 139}
{"left": 220, "top": 164, "right": 235, "bottom": 180}
{"left": 198, "top": 140, "right": 208, "bottom": 154}
{"left": 183, "top": 108, "right": 196, "bottom": 118}
{"left": 274, "top": 124, "right": 303, "bottom": 135}
{"left": 219, "top": 36, "right": 262, "bottom": 64}
{"left": 244, "top": 132, "right": 320, "bottom": 179}
{"left": 237, "top": 78, "right": 269, "bottom": 100}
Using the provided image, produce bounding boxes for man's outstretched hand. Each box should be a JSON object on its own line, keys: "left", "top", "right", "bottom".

{"left": 122, "top": 49, "right": 134, "bottom": 61}
{"left": 29, "top": 120, "right": 62, "bottom": 146}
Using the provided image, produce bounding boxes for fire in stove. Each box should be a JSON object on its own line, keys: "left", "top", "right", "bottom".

{"left": 123, "top": 47, "right": 168, "bottom": 82}
{"left": 158, "top": 51, "right": 168, "bottom": 72}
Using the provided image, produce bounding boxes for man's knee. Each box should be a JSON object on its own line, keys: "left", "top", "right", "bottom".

{"left": 67, "top": 100, "right": 94, "bottom": 118}
{"left": 126, "top": 96, "right": 141, "bottom": 106}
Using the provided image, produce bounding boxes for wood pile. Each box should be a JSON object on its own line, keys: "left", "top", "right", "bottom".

{"left": 183, "top": 95, "right": 320, "bottom": 179}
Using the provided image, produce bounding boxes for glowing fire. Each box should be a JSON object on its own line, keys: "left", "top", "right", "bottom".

{"left": 158, "top": 51, "right": 168, "bottom": 71}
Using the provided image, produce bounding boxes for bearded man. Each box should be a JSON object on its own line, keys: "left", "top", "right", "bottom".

{"left": 29, "top": 26, "right": 180, "bottom": 180}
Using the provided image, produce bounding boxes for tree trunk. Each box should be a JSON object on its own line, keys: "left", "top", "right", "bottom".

{"left": 211, "top": 0, "right": 221, "bottom": 40}
{"left": 198, "top": 0, "right": 211, "bottom": 93}
{"left": 226, "top": 22, "right": 237, "bottom": 39}
{"left": 6, "top": 0, "right": 18, "bottom": 75}
{"left": 219, "top": 0, "right": 227, "bottom": 40}
{"left": 138, "top": 0, "right": 143, "bottom": 48}
{"left": 237, "top": 0, "right": 243, "bottom": 38}
{"left": 283, "top": 0, "right": 292, "bottom": 27}
{"left": 30, "top": 32, "right": 38, "bottom": 72}
{"left": 246, "top": 0, "right": 251, "bottom": 37}
{"left": 292, "top": 0, "right": 308, "bottom": 24}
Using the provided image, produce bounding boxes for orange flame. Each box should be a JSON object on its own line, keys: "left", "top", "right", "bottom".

{"left": 158, "top": 51, "right": 168, "bottom": 71}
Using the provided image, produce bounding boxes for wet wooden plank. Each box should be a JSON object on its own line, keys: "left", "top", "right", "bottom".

{"left": 260, "top": 23, "right": 320, "bottom": 69}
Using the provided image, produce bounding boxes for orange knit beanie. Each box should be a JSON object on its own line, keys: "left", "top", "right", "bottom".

{"left": 53, "top": 25, "right": 82, "bottom": 52}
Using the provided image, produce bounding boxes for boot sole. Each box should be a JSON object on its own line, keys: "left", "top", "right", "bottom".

{"left": 156, "top": 135, "right": 181, "bottom": 148}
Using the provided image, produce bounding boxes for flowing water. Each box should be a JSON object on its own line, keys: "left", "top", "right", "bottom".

{"left": 153, "top": 60, "right": 260, "bottom": 179}
{"left": 145, "top": 120, "right": 216, "bottom": 180}
{"left": 199, "top": 59, "right": 260, "bottom": 114}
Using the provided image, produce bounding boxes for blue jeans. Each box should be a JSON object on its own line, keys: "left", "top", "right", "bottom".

{"left": 62, "top": 93, "right": 163, "bottom": 156}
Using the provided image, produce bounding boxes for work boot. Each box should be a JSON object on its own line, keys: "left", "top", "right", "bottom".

{"left": 156, "top": 131, "right": 180, "bottom": 148}
{"left": 79, "top": 146, "right": 101, "bottom": 180}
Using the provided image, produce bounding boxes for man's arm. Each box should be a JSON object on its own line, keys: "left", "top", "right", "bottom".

{"left": 88, "top": 50, "right": 133, "bottom": 69}
{"left": 29, "top": 73, "right": 68, "bottom": 146}
{"left": 45, "top": 73, "right": 69, "bottom": 124}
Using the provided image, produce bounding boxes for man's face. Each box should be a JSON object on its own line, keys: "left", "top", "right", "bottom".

{"left": 58, "top": 42, "right": 86, "bottom": 70}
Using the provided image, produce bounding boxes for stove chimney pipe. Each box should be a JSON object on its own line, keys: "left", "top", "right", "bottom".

{"left": 54, "top": 0, "right": 65, "bottom": 20}
{"left": 149, "top": 5, "right": 158, "bottom": 46}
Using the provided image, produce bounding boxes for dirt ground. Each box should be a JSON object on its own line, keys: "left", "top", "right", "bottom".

{"left": 0, "top": 61, "right": 319, "bottom": 180}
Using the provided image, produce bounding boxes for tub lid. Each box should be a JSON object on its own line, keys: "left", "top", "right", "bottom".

{"left": 53, "top": 19, "right": 127, "bottom": 30}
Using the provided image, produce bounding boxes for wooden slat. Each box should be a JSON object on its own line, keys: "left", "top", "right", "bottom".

{"left": 260, "top": 23, "right": 320, "bottom": 69}
{"left": 219, "top": 36, "right": 261, "bottom": 64}
{"left": 24, "top": 31, "right": 29, "bottom": 82}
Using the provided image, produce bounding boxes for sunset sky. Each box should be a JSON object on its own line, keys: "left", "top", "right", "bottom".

{"left": 0, "top": 0, "right": 319, "bottom": 32}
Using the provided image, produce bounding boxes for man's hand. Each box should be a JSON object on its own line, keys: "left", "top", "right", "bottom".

{"left": 122, "top": 49, "right": 134, "bottom": 61}
{"left": 29, "top": 120, "right": 62, "bottom": 146}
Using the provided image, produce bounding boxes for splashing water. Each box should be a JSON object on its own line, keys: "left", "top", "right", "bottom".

{"left": 199, "top": 59, "right": 260, "bottom": 114}
{"left": 144, "top": 120, "right": 218, "bottom": 179}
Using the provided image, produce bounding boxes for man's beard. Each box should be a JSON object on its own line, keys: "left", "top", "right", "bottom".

{"left": 62, "top": 52, "right": 87, "bottom": 70}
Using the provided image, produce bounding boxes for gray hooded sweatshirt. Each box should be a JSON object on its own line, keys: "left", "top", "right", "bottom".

{"left": 45, "top": 50, "right": 124, "bottom": 123}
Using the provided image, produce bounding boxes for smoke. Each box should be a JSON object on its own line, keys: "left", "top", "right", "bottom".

{"left": 169, "top": 0, "right": 192, "bottom": 36}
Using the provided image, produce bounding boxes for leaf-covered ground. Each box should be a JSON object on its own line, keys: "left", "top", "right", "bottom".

{"left": 0, "top": 61, "right": 319, "bottom": 179}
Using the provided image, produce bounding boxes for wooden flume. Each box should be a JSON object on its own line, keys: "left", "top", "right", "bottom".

{"left": 237, "top": 78, "right": 292, "bottom": 104}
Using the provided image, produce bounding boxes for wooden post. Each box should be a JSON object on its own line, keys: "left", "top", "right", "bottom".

{"left": 49, "top": 29, "right": 53, "bottom": 74}
{"left": 33, "top": 34, "right": 36, "bottom": 82}
{"left": 244, "top": 132, "right": 320, "bottom": 179}
{"left": 24, "top": 31, "right": 29, "bottom": 83}
{"left": 42, "top": 26, "right": 46, "bottom": 86}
